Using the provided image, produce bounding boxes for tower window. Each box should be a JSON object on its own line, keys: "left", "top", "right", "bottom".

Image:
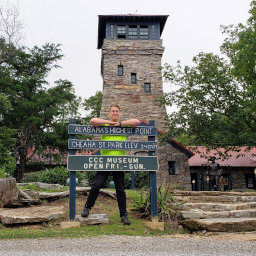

{"left": 131, "top": 73, "right": 137, "bottom": 84}
{"left": 168, "top": 161, "right": 176, "bottom": 175}
{"left": 140, "top": 25, "right": 149, "bottom": 39}
{"left": 128, "top": 25, "right": 137, "bottom": 39}
{"left": 118, "top": 65, "right": 123, "bottom": 76}
{"left": 110, "top": 24, "right": 114, "bottom": 39}
{"left": 117, "top": 25, "right": 126, "bottom": 38}
{"left": 144, "top": 83, "right": 151, "bottom": 93}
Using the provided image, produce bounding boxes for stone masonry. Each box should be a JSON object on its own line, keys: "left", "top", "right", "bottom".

{"left": 100, "top": 39, "right": 166, "bottom": 131}
{"left": 99, "top": 39, "right": 191, "bottom": 190}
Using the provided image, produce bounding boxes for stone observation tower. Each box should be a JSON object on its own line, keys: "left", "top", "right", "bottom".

{"left": 97, "top": 14, "right": 192, "bottom": 190}
{"left": 97, "top": 14, "right": 168, "bottom": 131}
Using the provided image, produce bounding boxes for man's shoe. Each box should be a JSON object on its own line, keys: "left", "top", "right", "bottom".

{"left": 121, "top": 214, "right": 131, "bottom": 225}
{"left": 81, "top": 208, "right": 90, "bottom": 218}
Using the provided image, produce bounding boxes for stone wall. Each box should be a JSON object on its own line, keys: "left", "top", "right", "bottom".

{"left": 100, "top": 38, "right": 191, "bottom": 189}
{"left": 157, "top": 144, "right": 191, "bottom": 190}
{"left": 100, "top": 39, "right": 167, "bottom": 131}
{"left": 230, "top": 167, "right": 254, "bottom": 190}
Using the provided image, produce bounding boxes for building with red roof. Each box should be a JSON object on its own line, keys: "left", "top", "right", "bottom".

{"left": 189, "top": 146, "right": 256, "bottom": 191}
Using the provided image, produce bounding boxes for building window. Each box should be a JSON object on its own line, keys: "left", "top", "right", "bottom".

{"left": 140, "top": 25, "right": 149, "bottom": 39}
{"left": 168, "top": 161, "right": 176, "bottom": 175}
{"left": 144, "top": 83, "right": 151, "bottom": 93}
{"left": 117, "top": 25, "right": 126, "bottom": 38}
{"left": 110, "top": 24, "right": 114, "bottom": 39}
{"left": 245, "top": 174, "right": 255, "bottom": 189}
{"left": 151, "top": 25, "right": 156, "bottom": 39}
{"left": 131, "top": 73, "right": 137, "bottom": 84}
{"left": 118, "top": 65, "right": 123, "bottom": 76}
{"left": 128, "top": 25, "right": 137, "bottom": 39}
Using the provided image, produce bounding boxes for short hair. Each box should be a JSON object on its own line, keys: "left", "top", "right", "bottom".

{"left": 109, "top": 104, "right": 120, "bottom": 111}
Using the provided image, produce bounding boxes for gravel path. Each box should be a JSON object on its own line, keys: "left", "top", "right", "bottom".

{"left": 0, "top": 235, "right": 256, "bottom": 256}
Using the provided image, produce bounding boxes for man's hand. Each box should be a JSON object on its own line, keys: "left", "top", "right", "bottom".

{"left": 91, "top": 118, "right": 119, "bottom": 127}
{"left": 111, "top": 121, "right": 121, "bottom": 126}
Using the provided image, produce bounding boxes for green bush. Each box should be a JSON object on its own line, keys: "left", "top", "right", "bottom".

{"left": 26, "top": 162, "right": 47, "bottom": 172}
{"left": 84, "top": 171, "right": 148, "bottom": 189}
{"left": 0, "top": 168, "right": 7, "bottom": 178}
{"left": 39, "top": 167, "right": 69, "bottom": 185}
{"left": 23, "top": 166, "right": 82, "bottom": 186}
{"left": 135, "top": 172, "right": 149, "bottom": 189}
{"left": 84, "top": 171, "right": 111, "bottom": 188}
{"left": 23, "top": 171, "right": 42, "bottom": 183}
{"left": 131, "top": 183, "right": 184, "bottom": 230}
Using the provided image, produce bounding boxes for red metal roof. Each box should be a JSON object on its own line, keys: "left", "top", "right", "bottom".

{"left": 189, "top": 146, "right": 256, "bottom": 167}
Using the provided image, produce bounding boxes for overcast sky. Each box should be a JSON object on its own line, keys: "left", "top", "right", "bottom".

{"left": 5, "top": 0, "right": 252, "bottom": 105}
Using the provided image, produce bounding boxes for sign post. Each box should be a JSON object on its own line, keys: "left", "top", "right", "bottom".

{"left": 67, "top": 121, "right": 159, "bottom": 220}
{"left": 149, "top": 120, "right": 158, "bottom": 218}
{"left": 69, "top": 119, "right": 77, "bottom": 221}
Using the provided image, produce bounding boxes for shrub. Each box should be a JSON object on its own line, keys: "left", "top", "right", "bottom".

{"left": 23, "top": 166, "right": 82, "bottom": 186}
{"left": 157, "top": 183, "right": 183, "bottom": 230}
{"left": 26, "top": 162, "right": 47, "bottom": 172}
{"left": 85, "top": 171, "right": 134, "bottom": 189}
{"left": 40, "top": 167, "right": 69, "bottom": 185}
{"left": 131, "top": 183, "right": 184, "bottom": 230}
{"left": 135, "top": 172, "right": 149, "bottom": 189}
{"left": 23, "top": 171, "right": 42, "bottom": 183}
{"left": 0, "top": 168, "right": 7, "bottom": 178}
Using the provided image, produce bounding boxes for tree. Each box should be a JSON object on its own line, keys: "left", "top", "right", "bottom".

{"left": 0, "top": 2, "right": 24, "bottom": 46}
{"left": 0, "top": 93, "right": 16, "bottom": 175}
{"left": 82, "top": 91, "right": 102, "bottom": 124}
{"left": 0, "top": 40, "right": 78, "bottom": 181}
{"left": 161, "top": 1, "right": 256, "bottom": 148}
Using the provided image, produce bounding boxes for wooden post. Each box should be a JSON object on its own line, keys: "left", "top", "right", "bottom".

{"left": 149, "top": 120, "right": 158, "bottom": 218}
{"left": 69, "top": 119, "right": 77, "bottom": 221}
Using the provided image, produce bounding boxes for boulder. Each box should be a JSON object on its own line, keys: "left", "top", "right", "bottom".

{"left": 0, "top": 206, "right": 65, "bottom": 225}
{"left": 75, "top": 214, "right": 109, "bottom": 225}
{"left": 182, "top": 217, "right": 256, "bottom": 232}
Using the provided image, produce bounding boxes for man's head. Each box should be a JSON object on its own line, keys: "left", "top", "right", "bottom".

{"left": 109, "top": 104, "right": 120, "bottom": 122}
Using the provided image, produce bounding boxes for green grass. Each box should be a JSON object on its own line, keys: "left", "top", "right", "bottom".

{"left": 0, "top": 189, "right": 187, "bottom": 239}
{"left": 18, "top": 183, "right": 69, "bottom": 193}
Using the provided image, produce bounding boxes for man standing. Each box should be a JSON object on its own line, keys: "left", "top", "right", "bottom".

{"left": 81, "top": 104, "right": 140, "bottom": 225}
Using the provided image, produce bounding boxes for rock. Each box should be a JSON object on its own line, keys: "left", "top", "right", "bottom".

{"left": 182, "top": 202, "right": 256, "bottom": 212}
{"left": 0, "top": 206, "right": 65, "bottom": 225}
{"left": 182, "top": 218, "right": 256, "bottom": 232}
{"left": 181, "top": 209, "right": 230, "bottom": 219}
{"left": 60, "top": 221, "right": 81, "bottom": 229}
{"left": 18, "top": 182, "right": 65, "bottom": 190}
{"left": 145, "top": 221, "right": 164, "bottom": 231}
{"left": 75, "top": 214, "right": 109, "bottom": 225}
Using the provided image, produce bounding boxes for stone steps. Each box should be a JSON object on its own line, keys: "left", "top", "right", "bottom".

{"left": 182, "top": 202, "right": 256, "bottom": 211}
{"left": 182, "top": 218, "right": 256, "bottom": 232}
{"left": 174, "top": 191, "right": 256, "bottom": 197}
{"left": 176, "top": 195, "right": 256, "bottom": 203}
{"left": 182, "top": 208, "right": 256, "bottom": 219}
{"left": 174, "top": 191, "right": 256, "bottom": 232}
